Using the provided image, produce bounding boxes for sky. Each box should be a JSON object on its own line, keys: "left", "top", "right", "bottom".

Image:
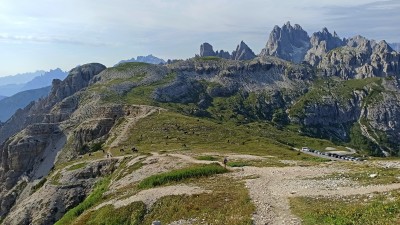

{"left": 0, "top": 0, "right": 399, "bottom": 76}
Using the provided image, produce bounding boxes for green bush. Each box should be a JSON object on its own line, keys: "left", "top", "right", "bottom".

{"left": 91, "top": 142, "right": 104, "bottom": 152}
{"left": 66, "top": 163, "right": 88, "bottom": 171}
{"left": 31, "top": 178, "right": 47, "bottom": 194}
{"left": 196, "top": 155, "right": 219, "bottom": 161}
{"left": 227, "top": 161, "right": 251, "bottom": 167}
{"left": 138, "top": 163, "right": 228, "bottom": 189}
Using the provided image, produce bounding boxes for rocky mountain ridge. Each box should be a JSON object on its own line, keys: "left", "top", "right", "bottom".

{"left": 116, "top": 55, "right": 166, "bottom": 65}
{"left": 260, "top": 22, "right": 311, "bottom": 63}
{"left": 198, "top": 41, "right": 256, "bottom": 61}
{"left": 261, "top": 22, "right": 400, "bottom": 79}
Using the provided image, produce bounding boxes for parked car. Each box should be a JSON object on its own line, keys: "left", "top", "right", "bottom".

{"left": 301, "top": 147, "right": 310, "bottom": 152}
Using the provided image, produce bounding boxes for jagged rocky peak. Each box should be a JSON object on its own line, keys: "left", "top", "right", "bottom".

{"left": 260, "top": 21, "right": 311, "bottom": 63}
{"left": 200, "top": 42, "right": 216, "bottom": 57}
{"left": 346, "top": 35, "right": 376, "bottom": 53}
{"left": 231, "top": 41, "right": 256, "bottom": 60}
{"left": 374, "top": 40, "right": 394, "bottom": 53}
{"left": 199, "top": 41, "right": 256, "bottom": 60}
{"left": 199, "top": 42, "right": 231, "bottom": 59}
{"left": 48, "top": 63, "right": 106, "bottom": 104}
{"left": 215, "top": 50, "right": 231, "bottom": 59}
{"left": 318, "top": 33, "right": 400, "bottom": 79}
{"left": 304, "top": 27, "right": 345, "bottom": 66}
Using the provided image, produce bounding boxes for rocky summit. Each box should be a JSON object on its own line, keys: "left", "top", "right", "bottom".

{"left": 261, "top": 22, "right": 400, "bottom": 79}
{"left": 0, "top": 22, "right": 400, "bottom": 225}
{"left": 198, "top": 41, "right": 256, "bottom": 60}
{"left": 260, "top": 22, "right": 311, "bottom": 63}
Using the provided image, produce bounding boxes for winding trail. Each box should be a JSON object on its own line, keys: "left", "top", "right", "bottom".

{"left": 95, "top": 185, "right": 210, "bottom": 210}
{"left": 109, "top": 106, "right": 160, "bottom": 148}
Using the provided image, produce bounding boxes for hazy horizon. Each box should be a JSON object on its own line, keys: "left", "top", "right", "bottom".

{"left": 0, "top": 0, "right": 399, "bottom": 77}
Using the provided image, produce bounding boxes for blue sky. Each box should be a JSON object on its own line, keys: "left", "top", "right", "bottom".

{"left": 0, "top": 0, "right": 399, "bottom": 76}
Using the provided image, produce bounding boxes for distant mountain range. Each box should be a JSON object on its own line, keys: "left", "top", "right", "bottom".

{"left": 0, "top": 86, "right": 51, "bottom": 122}
{"left": 0, "top": 68, "right": 67, "bottom": 97}
{"left": 0, "top": 70, "right": 45, "bottom": 85}
{"left": 390, "top": 43, "right": 400, "bottom": 52}
{"left": 116, "top": 54, "right": 166, "bottom": 65}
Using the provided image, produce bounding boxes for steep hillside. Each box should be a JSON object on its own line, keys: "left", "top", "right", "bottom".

{"left": 289, "top": 77, "right": 400, "bottom": 156}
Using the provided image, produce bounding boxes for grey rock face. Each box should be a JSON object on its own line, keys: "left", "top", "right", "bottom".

{"left": 153, "top": 76, "right": 206, "bottom": 104}
{"left": 304, "top": 28, "right": 345, "bottom": 66}
{"left": 231, "top": 41, "right": 256, "bottom": 60}
{"left": 200, "top": 43, "right": 216, "bottom": 57}
{"left": 215, "top": 50, "right": 231, "bottom": 59}
{"left": 0, "top": 63, "right": 106, "bottom": 145}
{"left": 199, "top": 43, "right": 231, "bottom": 59}
{"left": 290, "top": 77, "right": 400, "bottom": 156}
{"left": 199, "top": 42, "right": 257, "bottom": 60}
{"left": 0, "top": 63, "right": 107, "bottom": 219}
{"left": 2, "top": 159, "right": 117, "bottom": 225}
{"left": 260, "top": 22, "right": 310, "bottom": 63}
{"left": 318, "top": 36, "right": 400, "bottom": 79}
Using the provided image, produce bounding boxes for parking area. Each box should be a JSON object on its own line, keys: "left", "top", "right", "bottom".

{"left": 299, "top": 147, "right": 363, "bottom": 162}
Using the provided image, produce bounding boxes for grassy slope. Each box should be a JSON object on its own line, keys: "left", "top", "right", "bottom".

{"left": 116, "top": 110, "right": 346, "bottom": 158}
{"left": 290, "top": 190, "right": 400, "bottom": 225}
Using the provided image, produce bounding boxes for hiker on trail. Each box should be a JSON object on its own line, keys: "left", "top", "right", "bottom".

{"left": 223, "top": 157, "right": 228, "bottom": 168}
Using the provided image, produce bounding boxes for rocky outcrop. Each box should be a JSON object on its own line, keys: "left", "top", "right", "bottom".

{"left": 215, "top": 50, "right": 231, "bottom": 59}
{"left": 164, "top": 56, "right": 313, "bottom": 108}
{"left": 153, "top": 76, "right": 206, "bottom": 104}
{"left": 198, "top": 42, "right": 257, "bottom": 60}
{"left": 199, "top": 43, "right": 231, "bottom": 59}
{"left": 318, "top": 37, "right": 400, "bottom": 79}
{"left": 289, "top": 77, "right": 400, "bottom": 156}
{"left": 71, "top": 118, "right": 115, "bottom": 152}
{"left": 200, "top": 43, "right": 216, "bottom": 57}
{"left": 304, "top": 28, "right": 344, "bottom": 66}
{"left": 0, "top": 63, "right": 106, "bottom": 145}
{"left": 258, "top": 23, "right": 399, "bottom": 80}
{"left": 260, "top": 22, "right": 310, "bottom": 63}
{"left": 231, "top": 41, "right": 256, "bottom": 60}
{"left": 2, "top": 159, "right": 117, "bottom": 225}
{"left": 0, "top": 123, "right": 62, "bottom": 218}
{"left": 45, "top": 63, "right": 106, "bottom": 107}
{"left": 0, "top": 63, "right": 107, "bottom": 220}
